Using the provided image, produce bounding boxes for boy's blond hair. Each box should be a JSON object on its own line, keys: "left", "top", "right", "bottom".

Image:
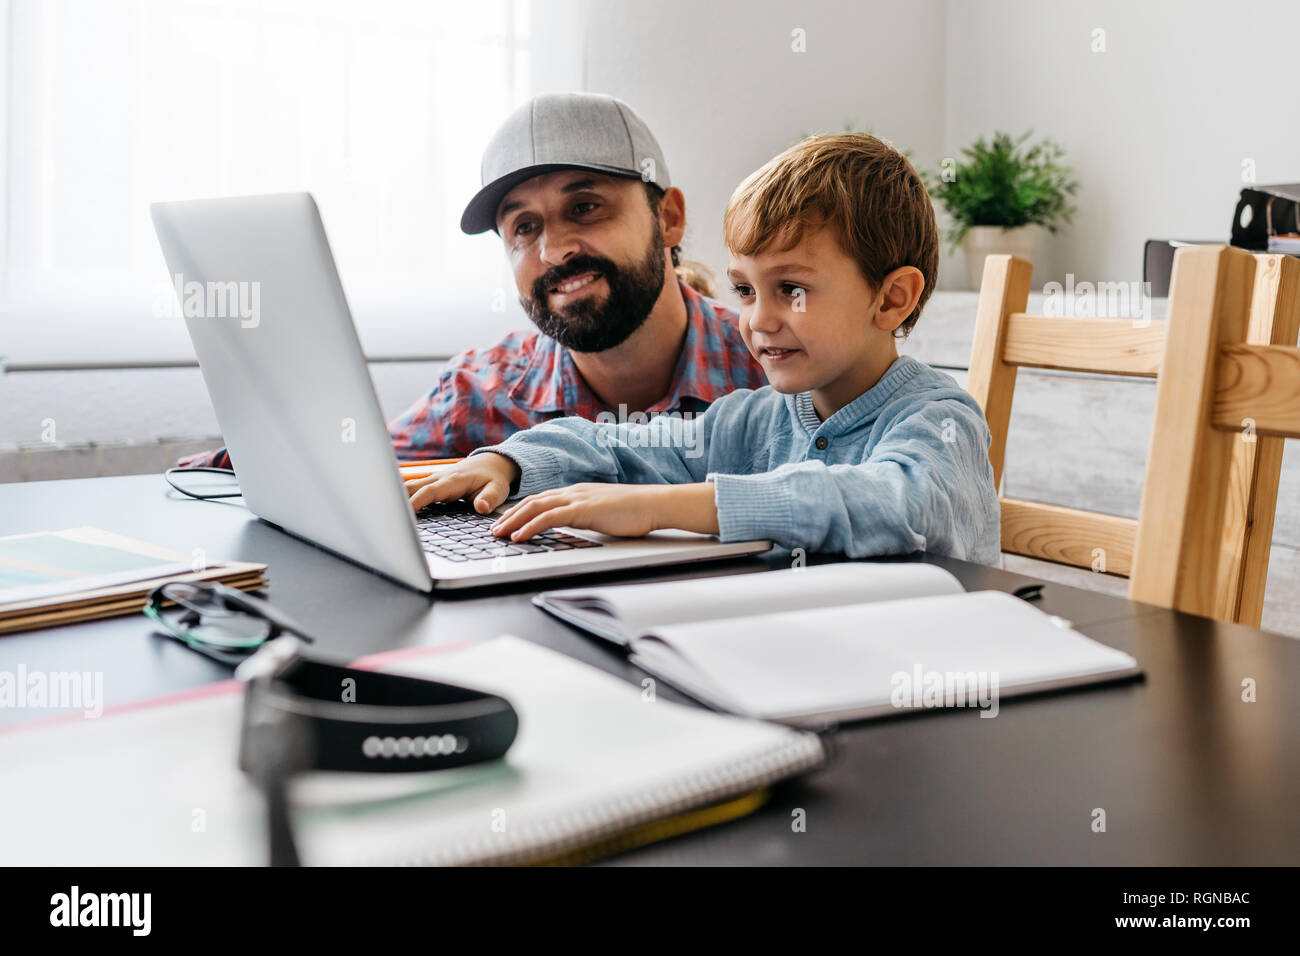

{"left": 724, "top": 133, "right": 939, "bottom": 335}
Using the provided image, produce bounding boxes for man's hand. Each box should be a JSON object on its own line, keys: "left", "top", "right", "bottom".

{"left": 404, "top": 452, "right": 520, "bottom": 515}
{"left": 489, "top": 482, "right": 720, "bottom": 542}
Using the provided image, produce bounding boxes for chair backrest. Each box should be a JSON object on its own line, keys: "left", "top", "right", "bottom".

{"left": 967, "top": 254, "right": 1166, "bottom": 579}
{"left": 1129, "top": 247, "right": 1300, "bottom": 625}
{"left": 967, "top": 246, "right": 1299, "bottom": 624}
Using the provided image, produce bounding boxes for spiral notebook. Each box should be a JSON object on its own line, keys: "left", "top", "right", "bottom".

{"left": 0, "top": 636, "right": 826, "bottom": 865}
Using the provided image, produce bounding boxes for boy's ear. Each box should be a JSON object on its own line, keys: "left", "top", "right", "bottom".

{"left": 872, "top": 265, "right": 925, "bottom": 332}
{"left": 658, "top": 187, "right": 687, "bottom": 249}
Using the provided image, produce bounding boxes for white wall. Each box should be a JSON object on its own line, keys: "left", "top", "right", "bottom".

{"left": 942, "top": 0, "right": 1300, "bottom": 290}
{"left": 576, "top": 0, "right": 1300, "bottom": 295}
{"left": 579, "top": 0, "right": 948, "bottom": 294}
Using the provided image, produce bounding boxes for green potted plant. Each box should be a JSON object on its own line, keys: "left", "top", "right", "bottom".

{"left": 925, "top": 132, "right": 1078, "bottom": 289}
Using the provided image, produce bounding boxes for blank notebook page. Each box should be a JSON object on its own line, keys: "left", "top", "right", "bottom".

{"left": 0, "top": 636, "right": 823, "bottom": 865}
{"left": 637, "top": 590, "right": 1139, "bottom": 720}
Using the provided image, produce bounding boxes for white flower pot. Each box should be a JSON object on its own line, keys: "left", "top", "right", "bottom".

{"left": 961, "top": 224, "right": 1042, "bottom": 290}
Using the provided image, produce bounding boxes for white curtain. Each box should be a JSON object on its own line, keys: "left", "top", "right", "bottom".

{"left": 1, "top": 0, "right": 555, "bottom": 368}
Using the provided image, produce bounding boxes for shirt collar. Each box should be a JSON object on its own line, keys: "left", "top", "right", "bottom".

{"left": 510, "top": 278, "right": 735, "bottom": 415}
{"left": 789, "top": 354, "right": 929, "bottom": 437}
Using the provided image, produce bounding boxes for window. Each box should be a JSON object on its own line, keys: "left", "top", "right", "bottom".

{"left": 1, "top": 0, "right": 567, "bottom": 369}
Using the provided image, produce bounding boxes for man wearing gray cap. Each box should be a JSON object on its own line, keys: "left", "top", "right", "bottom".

{"left": 385, "top": 91, "right": 766, "bottom": 460}
{"left": 176, "top": 92, "right": 763, "bottom": 472}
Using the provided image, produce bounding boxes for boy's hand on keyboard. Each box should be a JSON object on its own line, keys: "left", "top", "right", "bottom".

{"left": 404, "top": 453, "right": 520, "bottom": 515}
{"left": 490, "top": 483, "right": 720, "bottom": 541}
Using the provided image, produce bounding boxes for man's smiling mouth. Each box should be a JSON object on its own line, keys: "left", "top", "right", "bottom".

{"left": 550, "top": 272, "right": 601, "bottom": 296}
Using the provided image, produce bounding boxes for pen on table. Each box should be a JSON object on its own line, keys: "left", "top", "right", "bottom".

{"left": 1013, "top": 583, "right": 1045, "bottom": 602}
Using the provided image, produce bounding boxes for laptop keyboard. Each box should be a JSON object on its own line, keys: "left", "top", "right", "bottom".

{"left": 414, "top": 502, "right": 603, "bottom": 562}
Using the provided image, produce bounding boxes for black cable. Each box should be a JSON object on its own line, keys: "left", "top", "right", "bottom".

{"left": 163, "top": 467, "right": 243, "bottom": 500}
{"left": 242, "top": 692, "right": 313, "bottom": 867}
{"left": 264, "top": 768, "right": 300, "bottom": 868}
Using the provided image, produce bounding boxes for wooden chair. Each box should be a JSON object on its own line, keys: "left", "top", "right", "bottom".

{"left": 966, "top": 246, "right": 1299, "bottom": 625}
{"left": 1130, "top": 246, "right": 1300, "bottom": 625}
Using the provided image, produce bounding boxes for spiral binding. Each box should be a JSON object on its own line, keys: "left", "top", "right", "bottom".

{"left": 341, "top": 732, "right": 827, "bottom": 867}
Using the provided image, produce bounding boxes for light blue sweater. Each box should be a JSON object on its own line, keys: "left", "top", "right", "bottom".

{"left": 474, "top": 355, "right": 1002, "bottom": 564}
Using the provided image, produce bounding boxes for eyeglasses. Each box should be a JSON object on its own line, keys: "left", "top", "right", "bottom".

{"left": 144, "top": 581, "right": 315, "bottom": 665}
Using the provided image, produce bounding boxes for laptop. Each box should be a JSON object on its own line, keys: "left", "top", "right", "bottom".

{"left": 150, "top": 192, "right": 771, "bottom": 592}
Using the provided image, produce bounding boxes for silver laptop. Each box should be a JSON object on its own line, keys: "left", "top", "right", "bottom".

{"left": 150, "top": 192, "right": 771, "bottom": 592}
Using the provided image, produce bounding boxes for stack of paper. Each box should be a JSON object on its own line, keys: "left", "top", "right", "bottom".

{"left": 0, "top": 526, "right": 268, "bottom": 634}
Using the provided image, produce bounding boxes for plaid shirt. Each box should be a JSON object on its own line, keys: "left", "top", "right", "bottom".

{"left": 175, "top": 279, "right": 766, "bottom": 469}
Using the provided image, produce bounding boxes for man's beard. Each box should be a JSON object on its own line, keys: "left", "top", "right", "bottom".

{"left": 521, "top": 223, "right": 667, "bottom": 353}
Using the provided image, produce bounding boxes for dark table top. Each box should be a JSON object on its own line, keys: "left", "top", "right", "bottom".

{"left": 3, "top": 474, "right": 1298, "bottom": 865}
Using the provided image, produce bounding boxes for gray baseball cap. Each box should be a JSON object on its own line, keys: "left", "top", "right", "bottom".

{"left": 460, "top": 92, "right": 671, "bottom": 235}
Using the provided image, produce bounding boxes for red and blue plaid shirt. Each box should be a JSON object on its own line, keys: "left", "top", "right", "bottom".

{"left": 175, "top": 279, "right": 766, "bottom": 469}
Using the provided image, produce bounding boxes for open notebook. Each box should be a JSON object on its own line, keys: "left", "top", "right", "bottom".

{"left": 0, "top": 636, "right": 825, "bottom": 866}
{"left": 533, "top": 563, "right": 1142, "bottom": 726}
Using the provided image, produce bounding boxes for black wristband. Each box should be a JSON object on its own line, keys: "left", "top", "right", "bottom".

{"left": 237, "top": 638, "right": 519, "bottom": 776}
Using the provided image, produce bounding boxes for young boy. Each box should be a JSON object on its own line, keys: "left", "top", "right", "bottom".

{"left": 406, "top": 134, "right": 1000, "bottom": 564}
